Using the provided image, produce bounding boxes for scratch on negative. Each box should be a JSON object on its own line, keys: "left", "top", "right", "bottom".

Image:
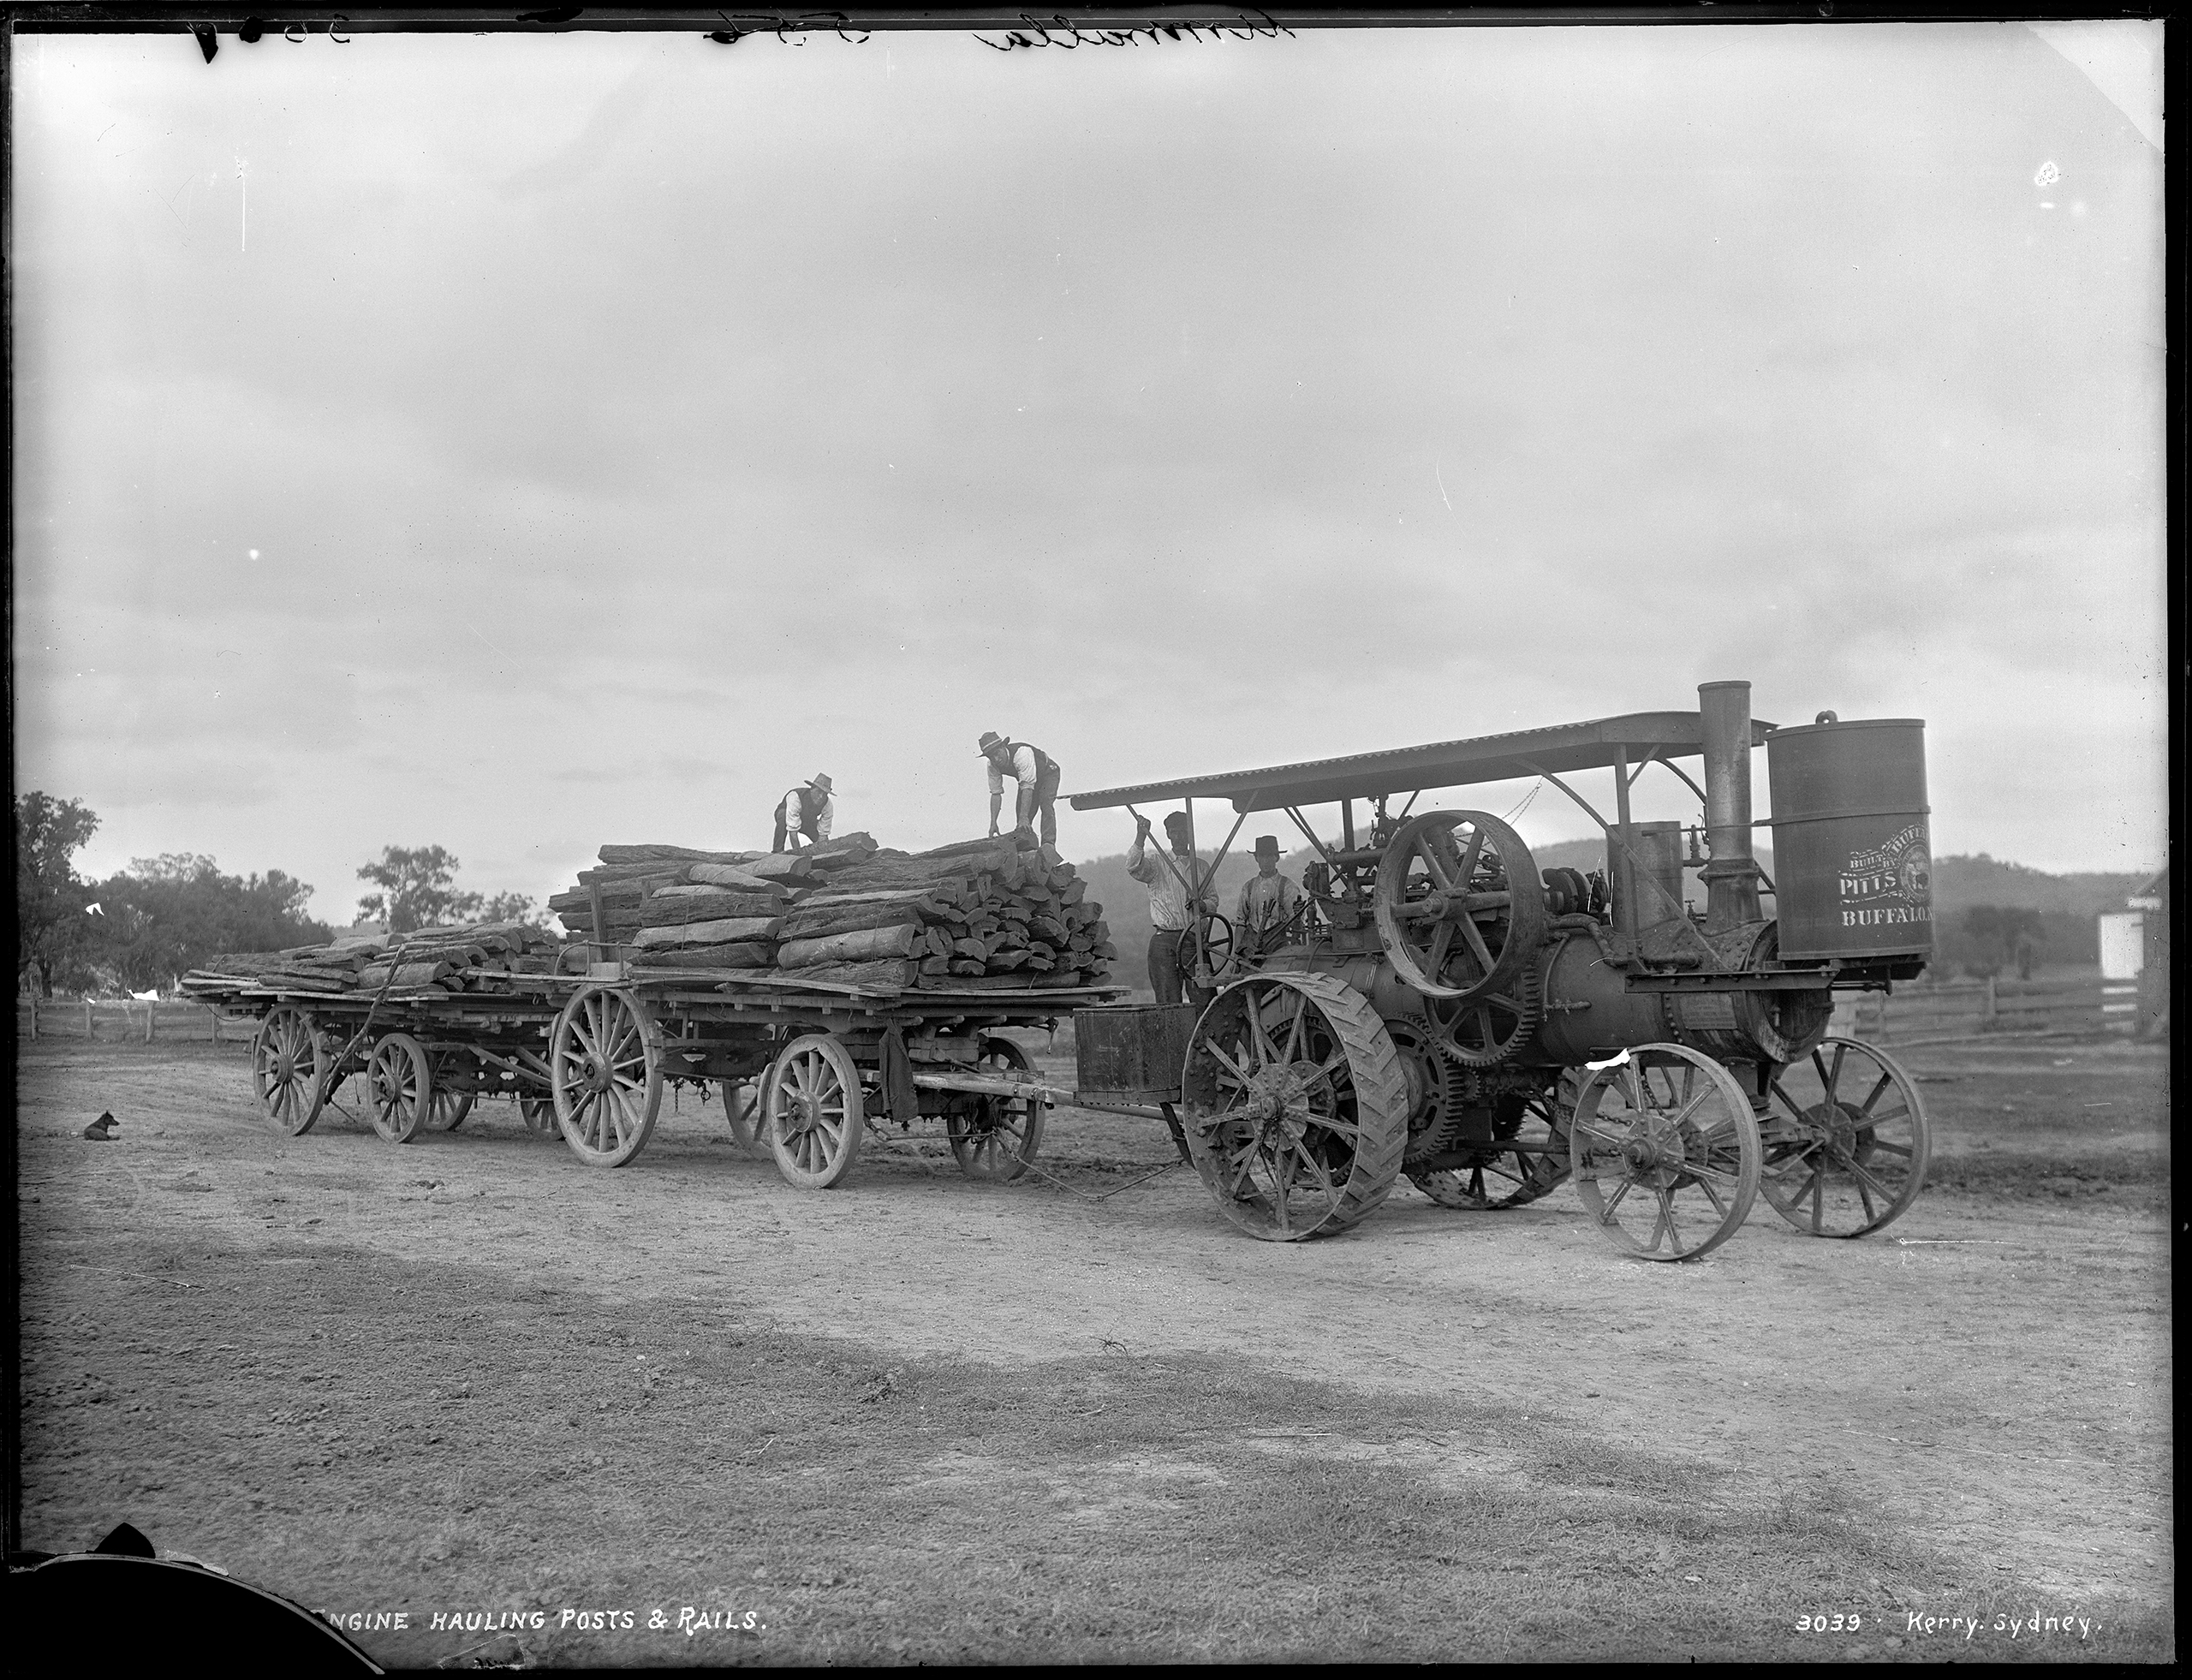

{"left": 1435, "top": 461, "right": 1452, "bottom": 513}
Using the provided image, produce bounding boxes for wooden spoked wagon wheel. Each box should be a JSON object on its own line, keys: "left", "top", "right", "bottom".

{"left": 947, "top": 1036, "right": 1046, "bottom": 1183}
{"left": 518, "top": 1095, "right": 557, "bottom": 1137}
{"left": 424, "top": 1056, "right": 476, "bottom": 1132}
{"left": 251, "top": 1005, "right": 332, "bottom": 1135}
{"left": 366, "top": 1033, "right": 433, "bottom": 1146}
{"left": 1373, "top": 811, "right": 1546, "bottom": 1003}
{"left": 765, "top": 1034, "right": 865, "bottom": 1189}
{"left": 1180, "top": 972, "right": 1410, "bottom": 1242}
{"left": 722, "top": 1078, "right": 770, "bottom": 1159}
{"left": 1570, "top": 1045, "right": 1760, "bottom": 1261}
{"left": 424, "top": 1089, "right": 474, "bottom": 1131}
{"left": 1758, "top": 1037, "right": 1931, "bottom": 1237}
{"left": 550, "top": 986, "right": 665, "bottom": 1168}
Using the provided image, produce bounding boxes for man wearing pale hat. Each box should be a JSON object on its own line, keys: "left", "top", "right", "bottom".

{"left": 772, "top": 773, "right": 835, "bottom": 853}
{"left": 979, "top": 731, "right": 1061, "bottom": 847}
{"left": 1235, "top": 835, "right": 1302, "bottom": 956}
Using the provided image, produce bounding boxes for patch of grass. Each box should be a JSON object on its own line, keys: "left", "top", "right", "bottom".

{"left": 19, "top": 1237, "right": 2169, "bottom": 1666}
{"left": 1925, "top": 1147, "right": 2166, "bottom": 1207}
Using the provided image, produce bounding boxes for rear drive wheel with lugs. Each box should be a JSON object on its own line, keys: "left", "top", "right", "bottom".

{"left": 1181, "top": 973, "right": 1409, "bottom": 1241}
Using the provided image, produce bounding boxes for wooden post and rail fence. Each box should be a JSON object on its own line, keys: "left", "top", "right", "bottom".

{"left": 15, "top": 972, "right": 2151, "bottom": 1051}
{"left": 17, "top": 995, "right": 238, "bottom": 1045}
{"left": 1828, "top": 972, "right": 2149, "bottom": 1046}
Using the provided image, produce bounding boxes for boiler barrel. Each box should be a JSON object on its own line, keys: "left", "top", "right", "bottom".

{"left": 1766, "top": 718, "right": 1933, "bottom": 960}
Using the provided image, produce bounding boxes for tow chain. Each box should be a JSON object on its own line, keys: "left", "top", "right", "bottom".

{"left": 1012, "top": 1152, "right": 1187, "bottom": 1203}
{"left": 859, "top": 1119, "right": 1187, "bottom": 1203}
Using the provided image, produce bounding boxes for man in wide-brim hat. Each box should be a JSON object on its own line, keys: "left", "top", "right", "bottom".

{"left": 772, "top": 771, "right": 836, "bottom": 853}
{"left": 1235, "top": 834, "right": 1302, "bottom": 956}
{"left": 978, "top": 731, "right": 1062, "bottom": 848}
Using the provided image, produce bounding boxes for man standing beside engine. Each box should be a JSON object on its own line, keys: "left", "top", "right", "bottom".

{"left": 980, "top": 731, "right": 1062, "bottom": 848}
{"left": 1129, "top": 811, "right": 1216, "bottom": 1007}
{"left": 1234, "top": 835, "right": 1302, "bottom": 956}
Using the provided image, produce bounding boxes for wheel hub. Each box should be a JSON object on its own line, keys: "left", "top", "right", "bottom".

{"left": 1795, "top": 1099, "right": 1867, "bottom": 1160}
{"left": 1242, "top": 1063, "right": 1313, "bottom": 1141}
{"left": 1615, "top": 1115, "right": 1692, "bottom": 1180}
{"left": 584, "top": 1056, "right": 611, "bottom": 1094}
{"left": 1821, "top": 1102, "right": 1867, "bottom": 1160}
{"left": 781, "top": 1090, "right": 824, "bottom": 1142}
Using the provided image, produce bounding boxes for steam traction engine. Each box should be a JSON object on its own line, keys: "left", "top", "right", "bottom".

{"left": 1067, "top": 682, "right": 1937, "bottom": 1258}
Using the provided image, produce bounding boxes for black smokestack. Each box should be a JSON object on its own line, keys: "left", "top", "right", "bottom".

{"left": 1698, "top": 681, "right": 1764, "bottom": 933}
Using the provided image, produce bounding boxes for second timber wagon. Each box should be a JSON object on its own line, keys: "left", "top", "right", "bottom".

{"left": 198, "top": 833, "right": 1129, "bottom": 1191}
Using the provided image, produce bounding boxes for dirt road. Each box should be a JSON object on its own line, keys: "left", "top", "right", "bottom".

{"left": 15, "top": 1034, "right": 2171, "bottom": 1662}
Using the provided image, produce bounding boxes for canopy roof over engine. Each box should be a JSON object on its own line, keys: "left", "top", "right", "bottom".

{"left": 1069, "top": 711, "right": 1779, "bottom": 814}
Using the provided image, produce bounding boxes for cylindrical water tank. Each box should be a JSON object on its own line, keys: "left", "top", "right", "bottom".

{"left": 1766, "top": 718, "right": 1932, "bottom": 961}
{"left": 1611, "top": 820, "right": 1686, "bottom": 940}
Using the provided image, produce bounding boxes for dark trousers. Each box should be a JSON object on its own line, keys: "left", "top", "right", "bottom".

{"left": 1016, "top": 763, "right": 1062, "bottom": 848}
{"left": 1147, "top": 931, "right": 1214, "bottom": 1009}
{"left": 1147, "top": 930, "right": 1185, "bottom": 1006}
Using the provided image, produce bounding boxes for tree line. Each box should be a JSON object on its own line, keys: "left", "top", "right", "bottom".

{"left": 15, "top": 791, "right": 542, "bottom": 998}
{"left": 1927, "top": 904, "right": 2096, "bottom": 980}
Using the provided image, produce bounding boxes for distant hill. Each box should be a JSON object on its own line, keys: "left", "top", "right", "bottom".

{"left": 1072, "top": 839, "right": 2147, "bottom": 992}
{"left": 1522, "top": 842, "right": 2142, "bottom": 923}
{"left": 1928, "top": 855, "right": 2147, "bottom": 919}
{"left": 1078, "top": 847, "right": 1266, "bottom": 992}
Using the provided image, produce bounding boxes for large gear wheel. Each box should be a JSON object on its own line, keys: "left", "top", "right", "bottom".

{"left": 1406, "top": 1069, "right": 1579, "bottom": 1212}
{"left": 1388, "top": 1013, "right": 1472, "bottom": 1168}
{"left": 1427, "top": 965, "right": 1543, "bottom": 1069}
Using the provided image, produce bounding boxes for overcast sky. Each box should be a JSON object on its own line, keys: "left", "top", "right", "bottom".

{"left": 13, "top": 21, "right": 2166, "bottom": 923}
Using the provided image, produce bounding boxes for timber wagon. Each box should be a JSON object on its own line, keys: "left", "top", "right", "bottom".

{"left": 1063, "top": 680, "right": 1939, "bottom": 1259}
{"left": 211, "top": 929, "right": 1132, "bottom": 1192}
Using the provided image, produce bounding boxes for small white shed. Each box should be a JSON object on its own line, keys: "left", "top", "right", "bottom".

{"left": 2098, "top": 911, "right": 2144, "bottom": 980}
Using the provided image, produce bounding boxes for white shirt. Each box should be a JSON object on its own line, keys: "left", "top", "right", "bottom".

{"left": 985, "top": 742, "right": 1045, "bottom": 797}
{"left": 1128, "top": 837, "right": 1213, "bottom": 932}
{"left": 778, "top": 788, "right": 834, "bottom": 843}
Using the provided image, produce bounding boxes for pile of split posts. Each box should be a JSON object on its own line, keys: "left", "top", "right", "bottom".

{"left": 189, "top": 831, "right": 1135, "bottom": 1191}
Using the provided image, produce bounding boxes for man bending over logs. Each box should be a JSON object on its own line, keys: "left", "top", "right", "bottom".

{"left": 979, "top": 731, "right": 1062, "bottom": 847}
{"left": 772, "top": 773, "right": 835, "bottom": 852}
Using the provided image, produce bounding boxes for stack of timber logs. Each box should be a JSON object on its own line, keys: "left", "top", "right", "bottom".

{"left": 546, "top": 834, "right": 880, "bottom": 967}
{"left": 554, "top": 832, "right": 1116, "bottom": 993}
{"left": 178, "top": 920, "right": 563, "bottom": 1004}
